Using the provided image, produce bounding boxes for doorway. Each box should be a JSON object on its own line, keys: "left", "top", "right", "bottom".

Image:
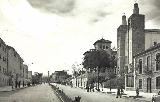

{"left": 147, "top": 78, "right": 151, "bottom": 93}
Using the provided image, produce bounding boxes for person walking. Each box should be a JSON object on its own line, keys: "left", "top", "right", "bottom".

{"left": 136, "top": 87, "right": 139, "bottom": 97}
{"left": 116, "top": 87, "right": 121, "bottom": 98}
{"left": 18, "top": 81, "right": 21, "bottom": 88}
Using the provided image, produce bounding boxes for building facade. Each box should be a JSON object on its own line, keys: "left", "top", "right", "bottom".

{"left": 117, "top": 3, "right": 160, "bottom": 91}
{"left": 7, "top": 46, "right": 24, "bottom": 88}
{"left": 134, "top": 43, "right": 160, "bottom": 93}
{"left": 0, "top": 38, "right": 8, "bottom": 86}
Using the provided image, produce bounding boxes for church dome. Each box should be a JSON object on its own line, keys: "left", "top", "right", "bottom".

{"left": 93, "top": 38, "right": 112, "bottom": 45}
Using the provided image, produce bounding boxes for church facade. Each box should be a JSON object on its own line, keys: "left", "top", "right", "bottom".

{"left": 117, "top": 3, "right": 160, "bottom": 92}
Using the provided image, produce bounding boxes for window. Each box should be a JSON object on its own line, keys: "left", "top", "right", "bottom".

{"left": 156, "top": 76, "right": 160, "bottom": 89}
{"left": 0, "top": 66, "right": 1, "bottom": 72}
{"left": 147, "top": 56, "right": 150, "bottom": 71}
{"left": 100, "top": 45, "right": 102, "bottom": 49}
{"left": 106, "top": 46, "right": 108, "bottom": 49}
{"left": 3, "top": 68, "right": 4, "bottom": 73}
{"left": 126, "top": 75, "right": 134, "bottom": 87}
{"left": 103, "top": 45, "right": 105, "bottom": 49}
{"left": 139, "top": 59, "right": 142, "bottom": 74}
{"left": 156, "top": 53, "right": 160, "bottom": 71}
{"left": 2, "top": 46, "right": 5, "bottom": 51}
{"left": 139, "top": 79, "right": 142, "bottom": 89}
{"left": 3, "top": 57, "right": 5, "bottom": 62}
{"left": 14, "top": 52, "right": 16, "bottom": 57}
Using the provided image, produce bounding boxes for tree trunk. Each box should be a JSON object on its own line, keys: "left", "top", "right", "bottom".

{"left": 110, "top": 79, "right": 112, "bottom": 91}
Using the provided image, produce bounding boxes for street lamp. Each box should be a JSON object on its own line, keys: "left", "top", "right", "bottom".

{"left": 97, "top": 66, "right": 100, "bottom": 91}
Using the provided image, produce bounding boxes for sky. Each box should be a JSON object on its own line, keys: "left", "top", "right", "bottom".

{"left": 0, "top": 0, "right": 160, "bottom": 75}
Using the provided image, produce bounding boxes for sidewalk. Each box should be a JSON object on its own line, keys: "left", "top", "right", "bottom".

{"left": 98, "top": 87, "right": 156, "bottom": 102}
{"left": 0, "top": 86, "right": 13, "bottom": 92}
{"left": 51, "top": 83, "right": 155, "bottom": 102}
{"left": 0, "top": 85, "right": 28, "bottom": 92}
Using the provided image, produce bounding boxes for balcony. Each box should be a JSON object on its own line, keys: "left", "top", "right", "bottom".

{"left": 144, "top": 69, "right": 153, "bottom": 76}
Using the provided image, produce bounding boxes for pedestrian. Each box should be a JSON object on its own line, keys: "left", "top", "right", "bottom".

{"left": 86, "top": 85, "right": 89, "bottom": 92}
{"left": 136, "top": 87, "right": 139, "bottom": 97}
{"left": 15, "top": 80, "right": 18, "bottom": 88}
{"left": 11, "top": 77, "right": 14, "bottom": 90}
{"left": 120, "top": 86, "right": 124, "bottom": 95}
{"left": 18, "top": 81, "right": 21, "bottom": 88}
{"left": 89, "top": 84, "right": 92, "bottom": 92}
{"left": 90, "top": 83, "right": 94, "bottom": 92}
{"left": 116, "top": 87, "right": 121, "bottom": 98}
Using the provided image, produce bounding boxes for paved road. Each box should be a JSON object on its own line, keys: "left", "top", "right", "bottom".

{"left": 0, "top": 84, "right": 62, "bottom": 102}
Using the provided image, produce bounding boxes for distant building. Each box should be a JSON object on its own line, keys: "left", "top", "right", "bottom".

{"left": 72, "top": 73, "right": 87, "bottom": 88}
{"left": 28, "top": 71, "right": 32, "bottom": 83}
{"left": 93, "top": 38, "right": 112, "bottom": 55}
{"left": 32, "top": 72, "right": 43, "bottom": 84}
{"left": 22, "top": 64, "right": 28, "bottom": 85}
{"left": 51, "top": 70, "right": 70, "bottom": 84}
{"left": 0, "top": 38, "right": 8, "bottom": 86}
{"left": 117, "top": 3, "right": 160, "bottom": 91}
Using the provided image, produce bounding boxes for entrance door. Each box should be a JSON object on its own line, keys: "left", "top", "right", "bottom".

{"left": 147, "top": 78, "right": 151, "bottom": 93}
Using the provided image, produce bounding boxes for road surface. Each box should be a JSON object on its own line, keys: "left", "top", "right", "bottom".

{"left": 0, "top": 84, "right": 62, "bottom": 102}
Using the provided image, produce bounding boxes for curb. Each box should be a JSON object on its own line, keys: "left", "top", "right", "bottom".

{"left": 50, "top": 84, "right": 73, "bottom": 102}
{"left": 54, "top": 90, "right": 65, "bottom": 102}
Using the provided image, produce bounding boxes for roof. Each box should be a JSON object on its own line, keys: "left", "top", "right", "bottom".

{"left": 134, "top": 42, "right": 160, "bottom": 58}
{"left": 93, "top": 38, "right": 112, "bottom": 45}
{"left": 145, "top": 29, "right": 160, "bottom": 33}
{"left": 0, "top": 38, "right": 6, "bottom": 45}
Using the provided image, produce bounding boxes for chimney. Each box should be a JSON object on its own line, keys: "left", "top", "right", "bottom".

{"left": 122, "top": 14, "right": 127, "bottom": 25}
{"left": 133, "top": 3, "right": 139, "bottom": 14}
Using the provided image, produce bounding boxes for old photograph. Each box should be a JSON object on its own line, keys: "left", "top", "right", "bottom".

{"left": 0, "top": 0, "right": 160, "bottom": 102}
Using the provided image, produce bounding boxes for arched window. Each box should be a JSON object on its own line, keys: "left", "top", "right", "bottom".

{"left": 156, "top": 53, "right": 160, "bottom": 71}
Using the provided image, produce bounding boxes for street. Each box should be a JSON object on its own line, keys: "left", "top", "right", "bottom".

{"left": 0, "top": 83, "right": 151, "bottom": 102}
{"left": 0, "top": 84, "right": 62, "bottom": 102}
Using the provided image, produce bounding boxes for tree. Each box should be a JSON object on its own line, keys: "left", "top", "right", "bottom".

{"left": 82, "top": 49, "right": 112, "bottom": 91}
{"left": 83, "top": 50, "right": 111, "bottom": 71}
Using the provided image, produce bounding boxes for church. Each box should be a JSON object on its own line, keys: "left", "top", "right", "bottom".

{"left": 117, "top": 3, "right": 160, "bottom": 93}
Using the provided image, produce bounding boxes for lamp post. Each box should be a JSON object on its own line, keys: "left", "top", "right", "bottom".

{"left": 97, "top": 66, "right": 100, "bottom": 91}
